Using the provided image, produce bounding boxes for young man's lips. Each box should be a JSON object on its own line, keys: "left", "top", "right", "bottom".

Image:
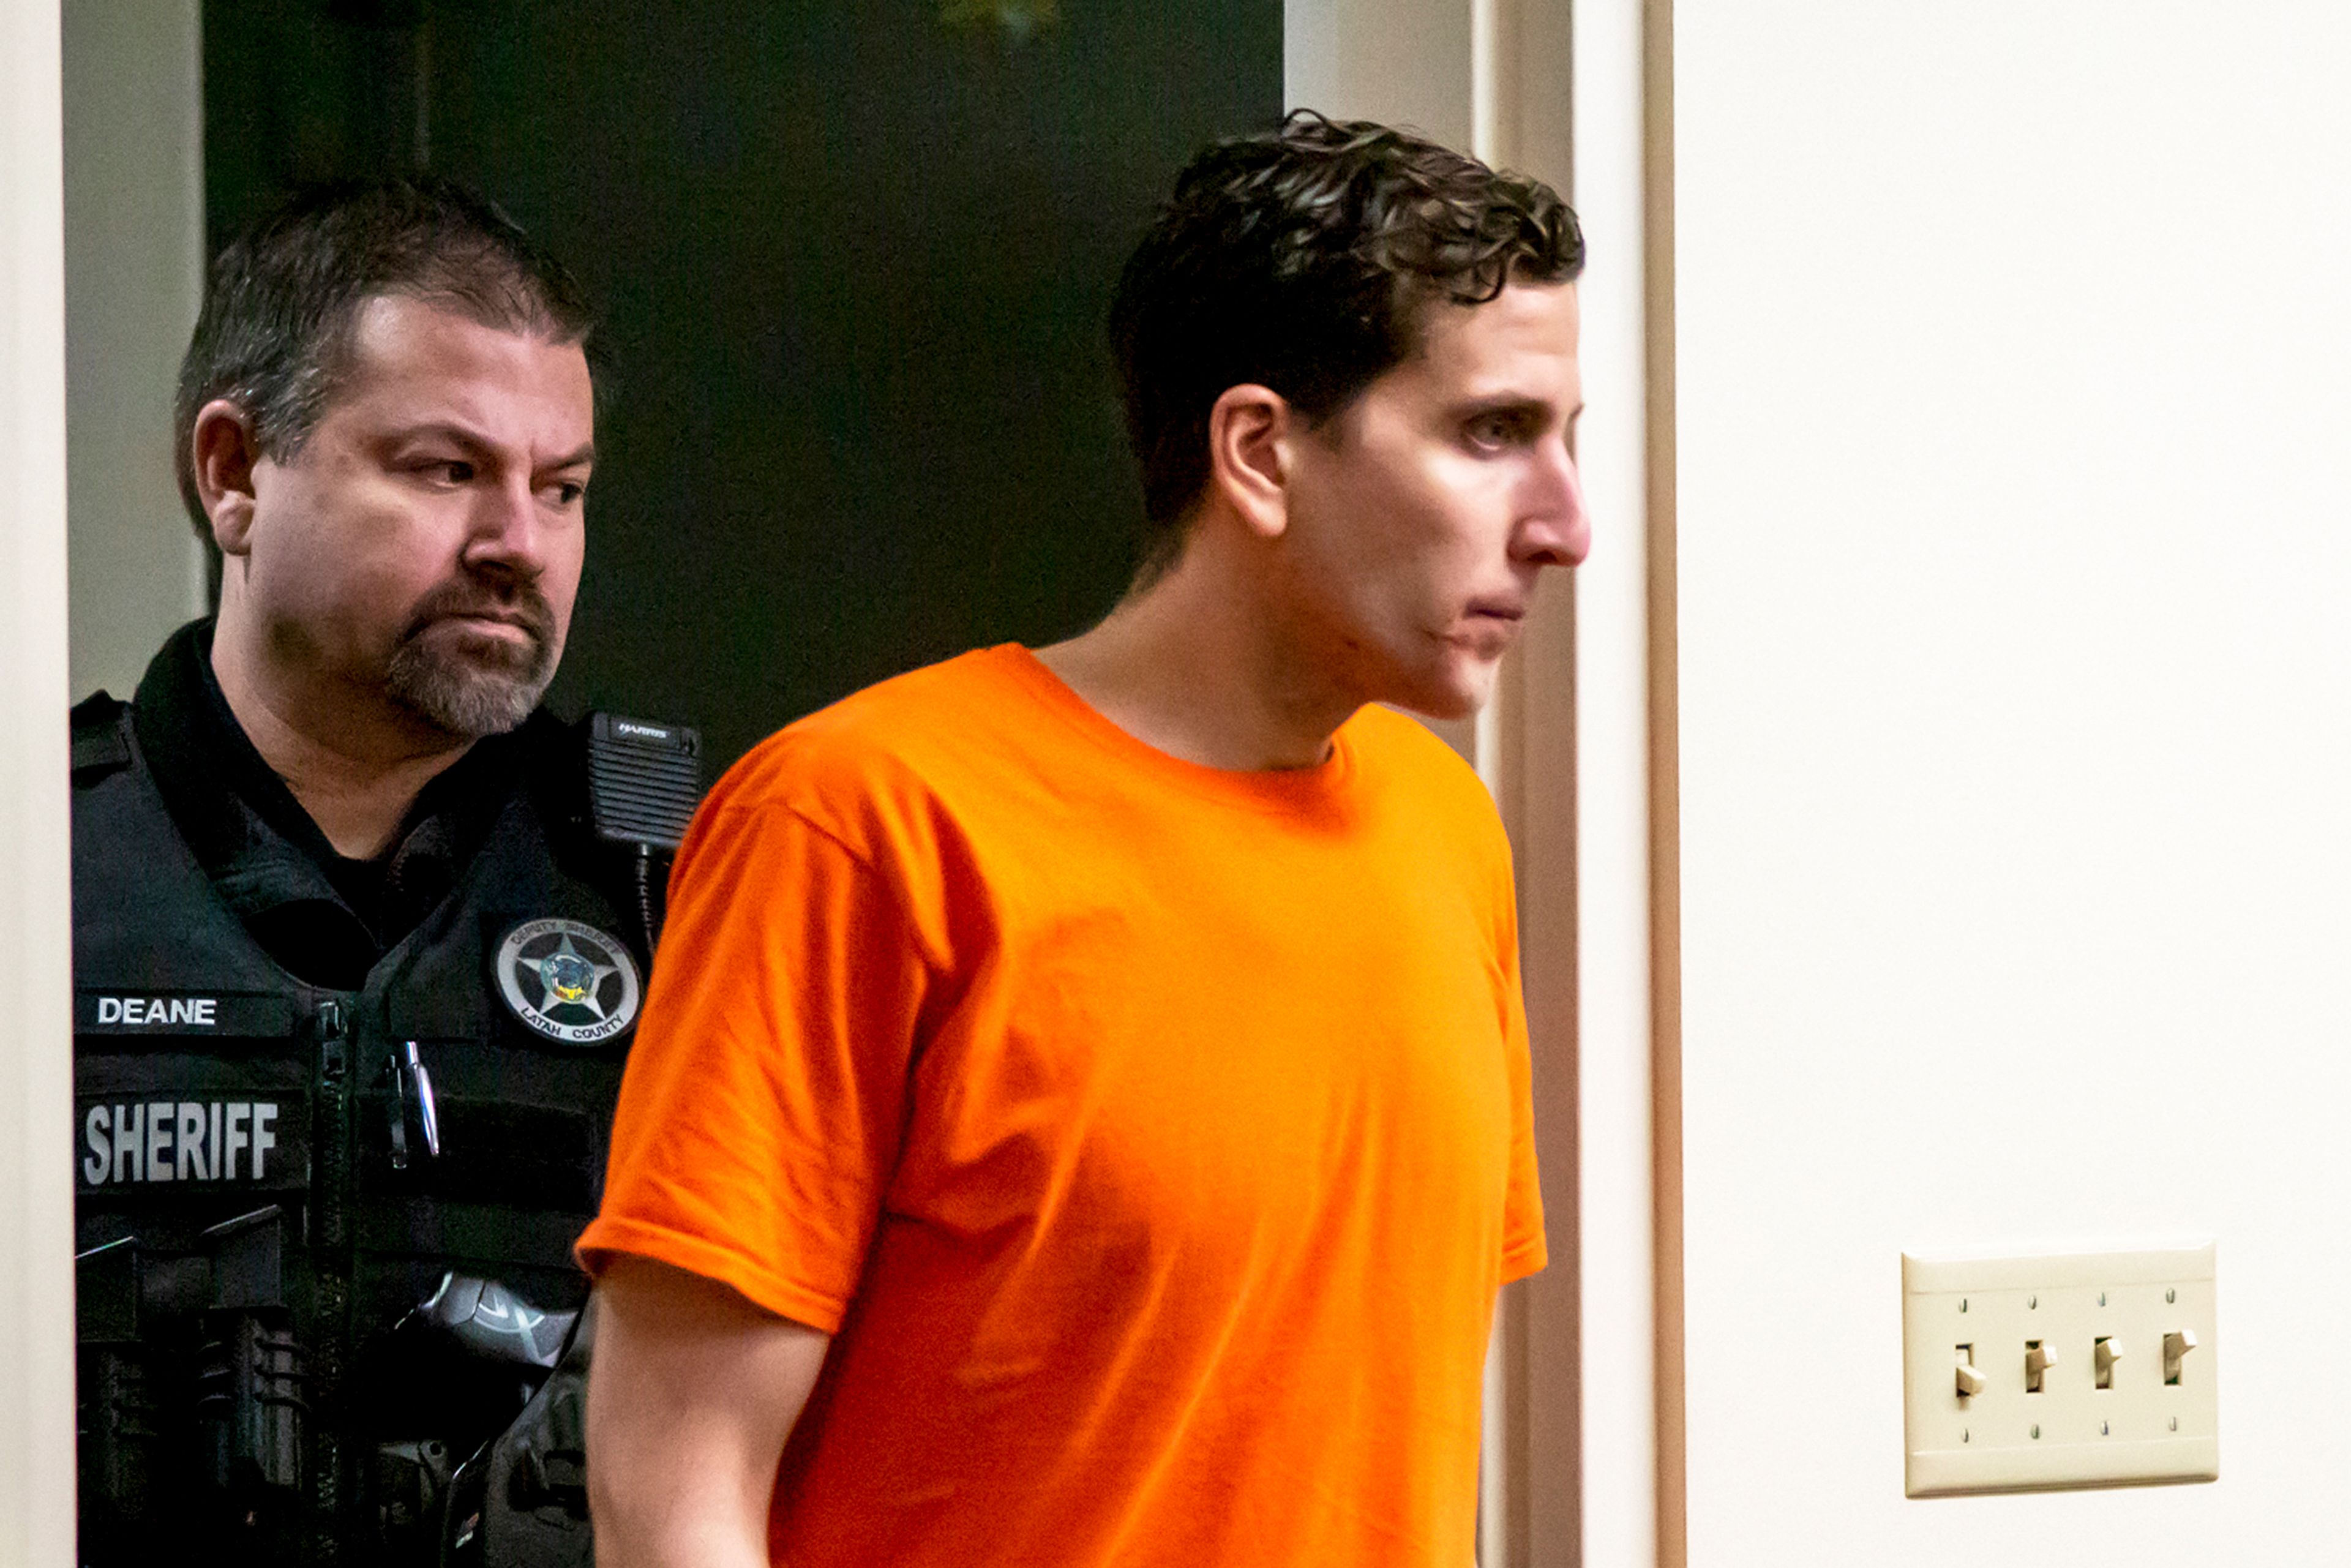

{"left": 1450, "top": 604, "right": 1526, "bottom": 652}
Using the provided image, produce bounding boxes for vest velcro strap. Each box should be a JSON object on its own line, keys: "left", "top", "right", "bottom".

{"left": 70, "top": 695, "right": 132, "bottom": 777}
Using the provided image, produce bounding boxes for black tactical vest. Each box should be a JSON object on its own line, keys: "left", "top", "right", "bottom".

{"left": 73, "top": 700, "right": 650, "bottom": 1567}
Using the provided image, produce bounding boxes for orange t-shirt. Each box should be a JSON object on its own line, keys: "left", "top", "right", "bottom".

{"left": 578, "top": 645, "right": 1544, "bottom": 1566}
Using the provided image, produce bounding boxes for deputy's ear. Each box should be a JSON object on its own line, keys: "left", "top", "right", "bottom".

{"left": 190, "top": 399, "right": 263, "bottom": 557}
{"left": 1204, "top": 383, "right": 1294, "bottom": 541}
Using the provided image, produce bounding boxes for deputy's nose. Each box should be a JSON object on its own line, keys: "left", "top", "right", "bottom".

{"left": 464, "top": 473, "right": 552, "bottom": 583}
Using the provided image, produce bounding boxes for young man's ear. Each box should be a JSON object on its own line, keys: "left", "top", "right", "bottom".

{"left": 1204, "top": 383, "right": 1294, "bottom": 542}
{"left": 190, "top": 399, "right": 264, "bottom": 557}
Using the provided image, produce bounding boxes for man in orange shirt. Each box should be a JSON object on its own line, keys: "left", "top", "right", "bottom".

{"left": 579, "top": 111, "right": 1588, "bottom": 1567}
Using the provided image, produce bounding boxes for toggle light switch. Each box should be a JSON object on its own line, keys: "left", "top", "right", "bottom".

{"left": 2164, "top": 1329, "right": 2198, "bottom": 1385}
{"left": 1902, "top": 1242, "right": 2218, "bottom": 1495}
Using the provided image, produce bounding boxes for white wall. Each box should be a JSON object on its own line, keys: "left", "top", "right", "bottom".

{"left": 0, "top": 0, "right": 79, "bottom": 1560}
{"left": 1565, "top": 0, "right": 1661, "bottom": 1562}
{"left": 62, "top": 0, "right": 205, "bottom": 700}
{"left": 1674, "top": 2, "right": 2351, "bottom": 1561}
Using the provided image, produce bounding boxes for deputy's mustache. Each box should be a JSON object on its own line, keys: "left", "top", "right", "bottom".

{"left": 399, "top": 578, "right": 558, "bottom": 655}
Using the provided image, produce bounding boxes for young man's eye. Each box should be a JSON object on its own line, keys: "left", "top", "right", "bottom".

{"left": 548, "top": 481, "right": 587, "bottom": 506}
{"left": 417, "top": 459, "right": 474, "bottom": 484}
{"left": 1466, "top": 416, "right": 1520, "bottom": 450}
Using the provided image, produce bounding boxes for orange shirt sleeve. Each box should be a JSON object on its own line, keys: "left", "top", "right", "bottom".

{"left": 1496, "top": 861, "right": 1548, "bottom": 1285}
{"left": 577, "top": 795, "right": 931, "bottom": 1334}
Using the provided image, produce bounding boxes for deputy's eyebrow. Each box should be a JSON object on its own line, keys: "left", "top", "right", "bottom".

{"left": 383, "top": 421, "right": 498, "bottom": 454}
{"left": 382, "top": 424, "right": 595, "bottom": 471}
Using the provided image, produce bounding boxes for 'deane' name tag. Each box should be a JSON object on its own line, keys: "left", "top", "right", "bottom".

{"left": 76, "top": 991, "right": 298, "bottom": 1037}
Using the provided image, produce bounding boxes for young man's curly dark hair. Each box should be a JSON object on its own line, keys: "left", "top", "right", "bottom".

{"left": 1109, "top": 110, "right": 1584, "bottom": 580}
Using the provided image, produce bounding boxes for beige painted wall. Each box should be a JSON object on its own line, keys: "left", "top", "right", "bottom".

{"left": 6, "top": 12, "right": 204, "bottom": 1559}
{"left": 63, "top": 0, "right": 205, "bottom": 702}
{"left": 1675, "top": 1, "right": 2351, "bottom": 1561}
{"left": 0, "top": 0, "right": 78, "bottom": 1560}
{"left": 1285, "top": 0, "right": 1474, "bottom": 150}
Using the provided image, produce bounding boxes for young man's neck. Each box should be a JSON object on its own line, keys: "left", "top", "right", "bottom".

{"left": 1036, "top": 528, "right": 1358, "bottom": 772}
{"left": 210, "top": 612, "right": 475, "bottom": 861}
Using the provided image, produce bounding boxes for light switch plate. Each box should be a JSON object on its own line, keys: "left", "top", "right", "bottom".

{"left": 1902, "top": 1243, "right": 2218, "bottom": 1497}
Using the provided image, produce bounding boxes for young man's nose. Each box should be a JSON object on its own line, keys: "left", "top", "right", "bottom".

{"left": 1513, "top": 439, "right": 1590, "bottom": 568}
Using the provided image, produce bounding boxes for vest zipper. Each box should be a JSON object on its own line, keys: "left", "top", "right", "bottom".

{"left": 312, "top": 997, "right": 353, "bottom": 1560}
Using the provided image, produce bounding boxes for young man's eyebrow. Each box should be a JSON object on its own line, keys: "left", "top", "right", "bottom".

{"left": 1450, "top": 393, "right": 1576, "bottom": 423}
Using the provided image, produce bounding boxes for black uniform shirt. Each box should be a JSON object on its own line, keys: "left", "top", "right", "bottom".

{"left": 130, "top": 620, "right": 533, "bottom": 991}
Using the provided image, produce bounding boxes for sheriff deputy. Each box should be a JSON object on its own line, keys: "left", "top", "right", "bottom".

{"left": 71, "top": 175, "right": 687, "bottom": 1567}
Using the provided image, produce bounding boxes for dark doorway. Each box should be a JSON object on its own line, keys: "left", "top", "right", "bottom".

{"left": 205, "top": 0, "right": 1282, "bottom": 770}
